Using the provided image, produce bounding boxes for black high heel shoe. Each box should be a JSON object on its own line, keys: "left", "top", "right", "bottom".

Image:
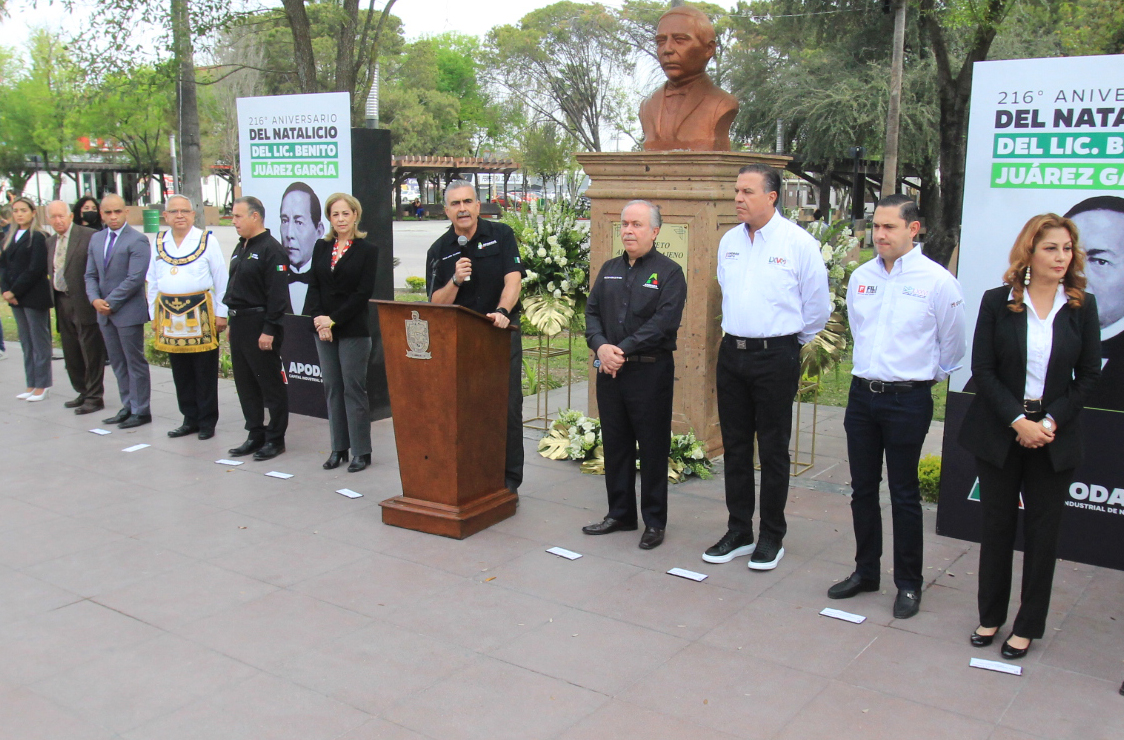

{"left": 323, "top": 450, "right": 349, "bottom": 470}
{"left": 347, "top": 453, "right": 371, "bottom": 473}
{"left": 1000, "top": 634, "right": 1032, "bottom": 660}
{"left": 970, "top": 628, "right": 998, "bottom": 648}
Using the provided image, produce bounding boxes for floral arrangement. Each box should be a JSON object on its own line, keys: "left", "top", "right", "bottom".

{"left": 537, "top": 409, "right": 713, "bottom": 483}
{"left": 501, "top": 200, "right": 590, "bottom": 334}
{"left": 798, "top": 217, "right": 861, "bottom": 379}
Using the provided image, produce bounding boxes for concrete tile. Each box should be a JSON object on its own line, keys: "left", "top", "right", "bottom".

{"left": 473, "top": 547, "right": 641, "bottom": 606}
{"left": 134, "top": 509, "right": 289, "bottom": 560}
{"left": 0, "top": 497, "right": 61, "bottom": 532}
{"left": 778, "top": 486, "right": 855, "bottom": 526}
{"left": 490, "top": 607, "right": 689, "bottom": 694}
{"left": 0, "top": 567, "right": 82, "bottom": 626}
{"left": 489, "top": 496, "right": 605, "bottom": 544}
{"left": 74, "top": 493, "right": 222, "bottom": 537}
{"left": 383, "top": 655, "right": 607, "bottom": 740}
{"left": 94, "top": 561, "right": 278, "bottom": 631}
{"left": 889, "top": 583, "right": 981, "bottom": 647}
{"left": 376, "top": 526, "right": 542, "bottom": 578}
{"left": 1039, "top": 614, "right": 1124, "bottom": 683}
{"left": 1000, "top": 664, "right": 1124, "bottom": 740}
{"left": 759, "top": 557, "right": 884, "bottom": 613}
{"left": 290, "top": 551, "right": 463, "bottom": 616}
{"left": 0, "top": 687, "right": 117, "bottom": 740}
{"left": 229, "top": 487, "right": 381, "bottom": 530}
{"left": 334, "top": 718, "right": 430, "bottom": 740}
{"left": 215, "top": 531, "right": 369, "bottom": 588}
{"left": 0, "top": 516, "right": 124, "bottom": 570}
{"left": 23, "top": 538, "right": 194, "bottom": 598}
{"left": 558, "top": 699, "right": 742, "bottom": 740}
{"left": 619, "top": 642, "right": 828, "bottom": 738}
{"left": 774, "top": 680, "right": 993, "bottom": 740}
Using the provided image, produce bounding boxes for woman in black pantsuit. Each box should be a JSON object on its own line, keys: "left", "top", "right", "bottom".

{"left": 959, "top": 213, "right": 1101, "bottom": 659}
{"left": 1, "top": 197, "right": 54, "bottom": 400}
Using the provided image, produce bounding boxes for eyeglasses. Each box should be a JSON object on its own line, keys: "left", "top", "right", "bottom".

{"left": 165, "top": 209, "right": 193, "bottom": 216}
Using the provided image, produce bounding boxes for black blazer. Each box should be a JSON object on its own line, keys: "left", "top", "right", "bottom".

{"left": 303, "top": 237, "right": 378, "bottom": 338}
{"left": 0, "top": 228, "right": 53, "bottom": 310}
{"left": 959, "top": 286, "right": 1101, "bottom": 471}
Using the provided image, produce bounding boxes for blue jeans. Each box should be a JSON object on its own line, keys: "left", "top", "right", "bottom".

{"left": 844, "top": 378, "right": 933, "bottom": 591}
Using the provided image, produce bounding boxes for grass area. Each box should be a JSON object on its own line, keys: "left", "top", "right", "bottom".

{"left": 806, "top": 355, "right": 948, "bottom": 422}
{"left": 0, "top": 302, "right": 62, "bottom": 349}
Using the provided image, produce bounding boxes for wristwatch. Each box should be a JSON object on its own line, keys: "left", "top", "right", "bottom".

{"left": 1042, "top": 418, "right": 1054, "bottom": 432}
{"left": 452, "top": 276, "right": 462, "bottom": 288}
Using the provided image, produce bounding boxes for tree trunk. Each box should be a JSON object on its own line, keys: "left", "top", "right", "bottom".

{"left": 335, "top": 0, "right": 359, "bottom": 93}
{"left": 172, "top": 0, "right": 205, "bottom": 228}
{"left": 882, "top": 0, "right": 907, "bottom": 197}
{"left": 281, "top": 0, "right": 319, "bottom": 94}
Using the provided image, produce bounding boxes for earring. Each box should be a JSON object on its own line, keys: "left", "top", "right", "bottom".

{"left": 1024, "top": 266, "right": 1031, "bottom": 285}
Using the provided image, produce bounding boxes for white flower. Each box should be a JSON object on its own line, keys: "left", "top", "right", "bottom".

{"left": 553, "top": 289, "right": 562, "bottom": 298}
{"left": 547, "top": 281, "right": 555, "bottom": 291}
{"left": 547, "top": 235, "right": 559, "bottom": 248}
{"left": 821, "top": 245, "right": 832, "bottom": 262}
{"left": 544, "top": 256, "right": 552, "bottom": 264}
{"left": 583, "top": 432, "right": 595, "bottom": 445}
{"left": 536, "top": 247, "right": 547, "bottom": 258}
{"left": 830, "top": 265, "right": 844, "bottom": 280}
{"left": 690, "top": 447, "right": 704, "bottom": 460}
{"left": 560, "top": 280, "right": 571, "bottom": 291}
{"left": 557, "top": 256, "right": 567, "bottom": 266}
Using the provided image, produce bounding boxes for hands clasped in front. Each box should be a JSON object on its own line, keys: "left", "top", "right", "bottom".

{"left": 1012, "top": 417, "right": 1054, "bottom": 448}
{"left": 313, "top": 315, "right": 333, "bottom": 342}
{"left": 596, "top": 344, "right": 625, "bottom": 378}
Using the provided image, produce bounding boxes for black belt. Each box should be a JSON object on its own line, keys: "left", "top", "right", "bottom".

{"left": 856, "top": 377, "right": 932, "bottom": 393}
{"left": 624, "top": 354, "right": 660, "bottom": 363}
{"left": 724, "top": 334, "right": 798, "bottom": 351}
{"left": 228, "top": 307, "right": 266, "bottom": 317}
{"left": 1023, "top": 398, "right": 1043, "bottom": 414}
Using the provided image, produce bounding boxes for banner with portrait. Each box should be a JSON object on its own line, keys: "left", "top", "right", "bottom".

{"left": 937, "top": 55, "right": 1124, "bottom": 571}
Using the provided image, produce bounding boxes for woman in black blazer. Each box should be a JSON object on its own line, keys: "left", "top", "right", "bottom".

{"left": 959, "top": 213, "right": 1101, "bottom": 659}
{"left": 0, "top": 197, "right": 54, "bottom": 400}
{"left": 305, "top": 192, "right": 378, "bottom": 473}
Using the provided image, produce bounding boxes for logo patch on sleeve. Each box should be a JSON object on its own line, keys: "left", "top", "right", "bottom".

{"left": 277, "top": 264, "right": 287, "bottom": 272}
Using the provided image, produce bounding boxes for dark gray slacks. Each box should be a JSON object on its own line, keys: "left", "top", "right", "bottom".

{"left": 100, "top": 321, "right": 151, "bottom": 415}
{"left": 315, "top": 335, "right": 373, "bottom": 456}
{"left": 55, "top": 291, "right": 106, "bottom": 404}
{"left": 11, "top": 306, "right": 53, "bottom": 389}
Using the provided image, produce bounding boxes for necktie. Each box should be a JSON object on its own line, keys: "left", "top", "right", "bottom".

{"left": 104, "top": 231, "right": 118, "bottom": 269}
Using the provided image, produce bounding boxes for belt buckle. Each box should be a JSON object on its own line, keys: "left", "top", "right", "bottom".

{"left": 1024, "top": 398, "right": 1042, "bottom": 414}
{"left": 735, "top": 338, "right": 746, "bottom": 350}
{"left": 868, "top": 380, "right": 885, "bottom": 393}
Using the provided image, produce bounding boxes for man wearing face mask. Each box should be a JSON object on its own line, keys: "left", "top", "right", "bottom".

{"left": 279, "top": 182, "right": 322, "bottom": 315}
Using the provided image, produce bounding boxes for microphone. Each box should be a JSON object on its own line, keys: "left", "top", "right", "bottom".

{"left": 457, "top": 235, "right": 471, "bottom": 281}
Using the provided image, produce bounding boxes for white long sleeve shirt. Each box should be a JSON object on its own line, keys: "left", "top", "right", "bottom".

{"left": 1018, "top": 283, "right": 1067, "bottom": 400}
{"left": 146, "top": 227, "right": 229, "bottom": 320}
{"left": 848, "top": 245, "right": 966, "bottom": 383}
{"left": 717, "top": 213, "right": 831, "bottom": 344}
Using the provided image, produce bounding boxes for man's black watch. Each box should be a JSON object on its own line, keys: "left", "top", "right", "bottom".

{"left": 494, "top": 306, "right": 510, "bottom": 318}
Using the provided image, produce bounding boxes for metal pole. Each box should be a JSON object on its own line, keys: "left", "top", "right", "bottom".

{"left": 882, "top": 0, "right": 907, "bottom": 197}
{"left": 365, "top": 62, "right": 380, "bottom": 129}
{"left": 169, "top": 134, "right": 179, "bottom": 194}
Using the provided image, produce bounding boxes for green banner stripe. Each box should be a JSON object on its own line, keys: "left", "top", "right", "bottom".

{"left": 990, "top": 162, "right": 1124, "bottom": 189}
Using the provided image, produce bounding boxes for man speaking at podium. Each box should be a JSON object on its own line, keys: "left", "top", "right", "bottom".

{"left": 426, "top": 180, "right": 526, "bottom": 493}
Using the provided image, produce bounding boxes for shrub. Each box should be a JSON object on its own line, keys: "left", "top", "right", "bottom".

{"left": 405, "top": 276, "right": 426, "bottom": 293}
{"left": 919, "top": 454, "right": 941, "bottom": 503}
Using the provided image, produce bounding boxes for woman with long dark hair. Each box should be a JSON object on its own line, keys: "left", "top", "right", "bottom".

{"left": 1, "top": 197, "right": 54, "bottom": 400}
{"left": 73, "top": 196, "right": 102, "bottom": 231}
{"left": 959, "top": 213, "right": 1101, "bottom": 659}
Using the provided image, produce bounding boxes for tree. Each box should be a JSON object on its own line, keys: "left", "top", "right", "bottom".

{"left": 0, "top": 46, "right": 36, "bottom": 194}
{"left": 488, "top": 2, "right": 634, "bottom": 152}
{"left": 518, "top": 122, "right": 576, "bottom": 198}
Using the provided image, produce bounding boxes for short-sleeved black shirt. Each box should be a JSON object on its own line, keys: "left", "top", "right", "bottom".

{"left": 425, "top": 218, "right": 526, "bottom": 318}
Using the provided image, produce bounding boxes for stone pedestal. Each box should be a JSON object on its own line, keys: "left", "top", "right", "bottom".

{"left": 575, "top": 151, "right": 790, "bottom": 456}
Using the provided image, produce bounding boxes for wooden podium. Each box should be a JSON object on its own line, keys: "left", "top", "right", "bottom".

{"left": 373, "top": 301, "right": 518, "bottom": 538}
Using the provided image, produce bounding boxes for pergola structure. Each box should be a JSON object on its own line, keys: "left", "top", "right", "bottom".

{"left": 785, "top": 157, "right": 928, "bottom": 221}
{"left": 391, "top": 155, "right": 521, "bottom": 219}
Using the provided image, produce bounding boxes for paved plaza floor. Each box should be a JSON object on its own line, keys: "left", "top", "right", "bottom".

{"left": 1, "top": 345, "right": 1122, "bottom": 739}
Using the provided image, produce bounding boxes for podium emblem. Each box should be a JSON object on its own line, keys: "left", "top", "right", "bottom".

{"left": 405, "top": 310, "right": 432, "bottom": 359}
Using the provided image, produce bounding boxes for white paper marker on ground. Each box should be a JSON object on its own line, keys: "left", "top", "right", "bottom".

{"left": 820, "top": 608, "right": 867, "bottom": 624}
{"left": 970, "top": 657, "right": 1023, "bottom": 676}
{"left": 89, "top": 428, "right": 111, "bottom": 435}
{"left": 122, "top": 444, "right": 150, "bottom": 452}
{"left": 336, "top": 488, "right": 363, "bottom": 498}
{"left": 667, "top": 567, "right": 708, "bottom": 582}
{"left": 215, "top": 459, "right": 244, "bottom": 466}
{"left": 265, "top": 471, "right": 293, "bottom": 479}
{"left": 546, "top": 547, "right": 582, "bottom": 560}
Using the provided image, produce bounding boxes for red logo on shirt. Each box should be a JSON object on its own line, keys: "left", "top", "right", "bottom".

{"left": 857, "top": 285, "right": 878, "bottom": 295}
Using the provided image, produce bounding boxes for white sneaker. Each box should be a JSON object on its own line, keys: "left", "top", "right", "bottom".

{"left": 16, "top": 391, "right": 32, "bottom": 400}
{"left": 27, "top": 388, "right": 50, "bottom": 402}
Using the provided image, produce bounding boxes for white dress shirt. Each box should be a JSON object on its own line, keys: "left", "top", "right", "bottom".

{"left": 288, "top": 259, "right": 312, "bottom": 315}
{"left": 1017, "top": 283, "right": 1067, "bottom": 400}
{"left": 717, "top": 213, "right": 831, "bottom": 343}
{"left": 146, "top": 227, "right": 229, "bottom": 320}
{"left": 848, "top": 245, "right": 967, "bottom": 382}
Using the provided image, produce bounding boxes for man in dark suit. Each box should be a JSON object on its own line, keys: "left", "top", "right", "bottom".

{"left": 46, "top": 200, "right": 106, "bottom": 414}
{"left": 84, "top": 194, "right": 153, "bottom": 428}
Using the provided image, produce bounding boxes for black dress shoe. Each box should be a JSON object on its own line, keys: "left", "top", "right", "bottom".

{"left": 118, "top": 414, "right": 152, "bottom": 429}
{"left": 347, "top": 454, "right": 370, "bottom": 473}
{"left": 75, "top": 401, "right": 104, "bottom": 415}
{"left": 828, "top": 572, "right": 880, "bottom": 600}
{"left": 228, "top": 438, "right": 264, "bottom": 457}
{"left": 893, "top": 589, "right": 921, "bottom": 619}
{"left": 1000, "top": 635, "right": 1032, "bottom": 660}
{"left": 323, "top": 450, "right": 349, "bottom": 470}
{"left": 638, "top": 527, "right": 664, "bottom": 550}
{"left": 582, "top": 516, "right": 638, "bottom": 535}
{"left": 970, "top": 629, "right": 998, "bottom": 648}
{"left": 167, "top": 424, "right": 200, "bottom": 438}
{"left": 103, "top": 408, "right": 130, "bottom": 424}
{"left": 64, "top": 396, "right": 85, "bottom": 409}
{"left": 197, "top": 430, "right": 215, "bottom": 440}
{"left": 253, "top": 441, "right": 285, "bottom": 461}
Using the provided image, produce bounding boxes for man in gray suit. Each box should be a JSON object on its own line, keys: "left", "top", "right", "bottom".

{"left": 46, "top": 200, "right": 107, "bottom": 415}
{"left": 84, "top": 194, "right": 152, "bottom": 428}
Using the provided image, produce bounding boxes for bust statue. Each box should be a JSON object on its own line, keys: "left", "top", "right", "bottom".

{"left": 638, "top": 6, "right": 739, "bottom": 152}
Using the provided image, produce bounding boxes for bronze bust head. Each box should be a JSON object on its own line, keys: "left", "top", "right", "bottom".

{"left": 639, "top": 6, "right": 739, "bottom": 151}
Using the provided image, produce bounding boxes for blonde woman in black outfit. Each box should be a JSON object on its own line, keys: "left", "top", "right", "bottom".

{"left": 305, "top": 193, "right": 379, "bottom": 473}
{"left": 959, "top": 213, "right": 1101, "bottom": 659}
{"left": 1, "top": 197, "right": 53, "bottom": 400}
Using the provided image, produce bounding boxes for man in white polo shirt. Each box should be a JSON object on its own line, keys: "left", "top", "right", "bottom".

{"left": 827, "top": 194, "right": 966, "bottom": 619}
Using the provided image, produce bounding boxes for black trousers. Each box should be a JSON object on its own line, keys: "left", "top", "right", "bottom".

{"left": 596, "top": 354, "right": 674, "bottom": 528}
{"left": 55, "top": 291, "right": 106, "bottom": 404}
{"left": 169, "top": 349, "right": 220, "bottom": 433}
{"left": 229, "top": 313, "right": 288, "bottom": 444}
{"left": 844, "top": 379, "right": 933, "bottom": 591}
{"left": 716, "top": 336, "right": 801, "bottom": 542}
{"left": 506, "top": 328, "right": 524, "bottom": 491}
{"left": 976, "top": 443, "right": 1073, "bottom": 639}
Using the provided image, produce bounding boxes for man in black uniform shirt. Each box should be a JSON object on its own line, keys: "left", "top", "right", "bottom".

{"left": 426, "top": 179, "right": 526, "bottom": 492}
{"left": 224, "top": 196, "right": 291, "bottom": 461}
{"left": 582, "top": 200, "right": 687, "bottom": 549}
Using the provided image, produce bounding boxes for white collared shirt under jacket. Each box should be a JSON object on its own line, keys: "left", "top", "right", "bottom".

{"left": 717, "top": 213, "right": 831, "bottom": 344}
{"left": 848, "top": 245, "right": 967, "bottom": 383}
{"left": 1015, "top": 283, "right": 1068, "bottom": 400}
{"left": 146, "top": 226, "right": 230, "bottom": 320}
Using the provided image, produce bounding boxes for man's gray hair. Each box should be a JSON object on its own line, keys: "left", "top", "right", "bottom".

{"left": 234, "top": 196, "right": 266, "bottom": 220}
{"left": 621, "top": 199, "right": 662, "bottom": 229}
{"left": 165, "top": 194, "right": 195, "bottom": 211}
{"left": 443, "top": 179, "right": 476, "bottom": 205}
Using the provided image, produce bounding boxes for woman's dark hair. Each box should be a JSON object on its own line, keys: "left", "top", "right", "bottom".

{"left": 72, "top": 196, "right": 102, "bottom": 229}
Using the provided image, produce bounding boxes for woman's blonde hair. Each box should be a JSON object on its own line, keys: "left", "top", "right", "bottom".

{"left": 1003, "top": 213, "right": 1086, "bottom": 312}
{"left": 323, "top": 192, "right": 367, "bottom": 240}
{"left": 2, "top": 197, "right": 42, "bottom": 251}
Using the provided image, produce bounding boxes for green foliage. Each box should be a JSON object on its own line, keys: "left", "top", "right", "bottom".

{"left": 502, "top": 200, "right": 591, "bottom": 303}
{"left": 919, "top": 454, "right": 942, "bottom": 503}
{"left": 405, "top": 276, "right": 426, "bottom": 293}
{"left": 798, "top": 218, "right": 861, "bottom": 378}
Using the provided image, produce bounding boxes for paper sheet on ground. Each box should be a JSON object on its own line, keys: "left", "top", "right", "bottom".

{"left": 546, "top": 547, "right": 582, "bottom": 560}
{"left": 667, "top": 567, "right": 708, "bottom": 582}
